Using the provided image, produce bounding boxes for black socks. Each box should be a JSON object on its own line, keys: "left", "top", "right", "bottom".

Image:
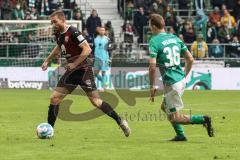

{"left": 99, "top": 102, "right": 122, "bottom": 125}
{"left": 48, "top": 104, "right": 59, "bottom": 127}
{"left": 47, "top": 102, "right": 121, "bottom": 127}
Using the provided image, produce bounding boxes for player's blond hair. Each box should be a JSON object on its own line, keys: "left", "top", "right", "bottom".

{"left": 149, "top": 14, "right": 165, "bottom": 29}
{"left": 50, "top": 10, "right": 66, "bottom": 21}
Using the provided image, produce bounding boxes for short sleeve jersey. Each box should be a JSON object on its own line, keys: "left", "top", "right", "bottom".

{"left": 54, "top": 26, "right": 92, "bottom": 68}
{"left": 149, "top": 32, "right": 188, "bottom": 85}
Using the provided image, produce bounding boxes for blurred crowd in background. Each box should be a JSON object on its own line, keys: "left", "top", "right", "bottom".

{"left": 118, "top": 0, "right": 240, "bottom": 58}
{"left": 0, "top": 0, "right": 240, "bottom": 58}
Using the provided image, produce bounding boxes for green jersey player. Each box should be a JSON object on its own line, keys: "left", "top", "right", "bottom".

{"left": 148, "top": 14, "right": 214, "bottom": 141}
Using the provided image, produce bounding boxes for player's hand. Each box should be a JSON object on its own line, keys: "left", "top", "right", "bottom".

{"left": 41, "top": 61, "right": 49, "bottom": 71}
{"left": 149, "top": 87, "right": 157, "bottom": 102}
{"left": 65, "top": 63, "right": 77, "bottom": 71}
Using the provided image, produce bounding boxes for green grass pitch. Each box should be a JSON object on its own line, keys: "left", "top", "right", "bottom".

{"left": 0, "top": 89, "right": 239, "bottom": 160}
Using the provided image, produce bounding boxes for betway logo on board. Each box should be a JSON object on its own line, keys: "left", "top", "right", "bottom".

{"left": 8, "top": 81, "right": 43, "bottom": 90}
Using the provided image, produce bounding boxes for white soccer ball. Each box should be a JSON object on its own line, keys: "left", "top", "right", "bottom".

{"left": 36, "top": 123, "right": 54, "bottom": 139}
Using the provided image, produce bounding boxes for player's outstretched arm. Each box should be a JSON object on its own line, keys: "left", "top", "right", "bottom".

{"left": 149, "top": 58, "right": 157, "bottom": 102}
{"left": 41, "top": 45, "right": 61, "bottom": 71}
{"left": 183, "top": 50, "right": 194, "bottom": 77}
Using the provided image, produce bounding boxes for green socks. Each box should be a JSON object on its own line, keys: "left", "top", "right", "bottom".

{"left": 171, "top": 115, "right": 205, "bottom": 137}
{"left": 190, "top": 115, "right": 205, "bottom": 124}
{"left": 172, "top": 123, "right": 185, "bottom": 136}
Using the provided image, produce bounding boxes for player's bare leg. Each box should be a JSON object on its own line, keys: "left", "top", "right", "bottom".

{"left": 168, "top": 112, "right": 190, "bottom": 124}
{"left": 86, "top": 90, "right": 131, "bottom": 137}
{"left": 161, "top": 102, "right": 214, "bottom": 141}
{"left": 48, "top": 87, "right": 68, "bottom": 127}
{"left": 161, "top": 103, "right": 186, "bottom": 141}
{"left": 160, "top": 102, "right": 165, "bottom": 113}
{"left": 168, "top": 112, "right": 214, "bottom": 137}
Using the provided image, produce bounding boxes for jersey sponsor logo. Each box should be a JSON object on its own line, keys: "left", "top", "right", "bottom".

{"left": 65, "top": 36, "right": 69, "bottom": 43}
{"left": 77, "top": 35, "right": 85, "bottom": 42}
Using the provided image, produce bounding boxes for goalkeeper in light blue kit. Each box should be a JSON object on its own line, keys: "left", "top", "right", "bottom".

{"left": 148, "top": 14, "right": 214, "bottom": 141}
{"left": 94, "top": 27, "right": 110, "bottom": 91}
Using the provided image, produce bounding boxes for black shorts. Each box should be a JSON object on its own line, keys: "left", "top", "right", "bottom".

{"left": 56, "top": 67, "right": 97, "bottom": 94}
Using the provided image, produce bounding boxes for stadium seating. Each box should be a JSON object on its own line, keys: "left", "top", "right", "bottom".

{"left": 0, "top": 0, "right": 240, "bottom": 66}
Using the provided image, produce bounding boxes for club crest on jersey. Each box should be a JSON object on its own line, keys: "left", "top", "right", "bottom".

{"left": 65, "top": 36, "right": 69, "bottom": 42}
{"left": 85, "top": 79, "right": 91, "bottom": 86}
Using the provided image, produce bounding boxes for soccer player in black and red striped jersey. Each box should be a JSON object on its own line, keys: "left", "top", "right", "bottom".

{"left": 41, "top": 10, "right": 131, "bottom": 137}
